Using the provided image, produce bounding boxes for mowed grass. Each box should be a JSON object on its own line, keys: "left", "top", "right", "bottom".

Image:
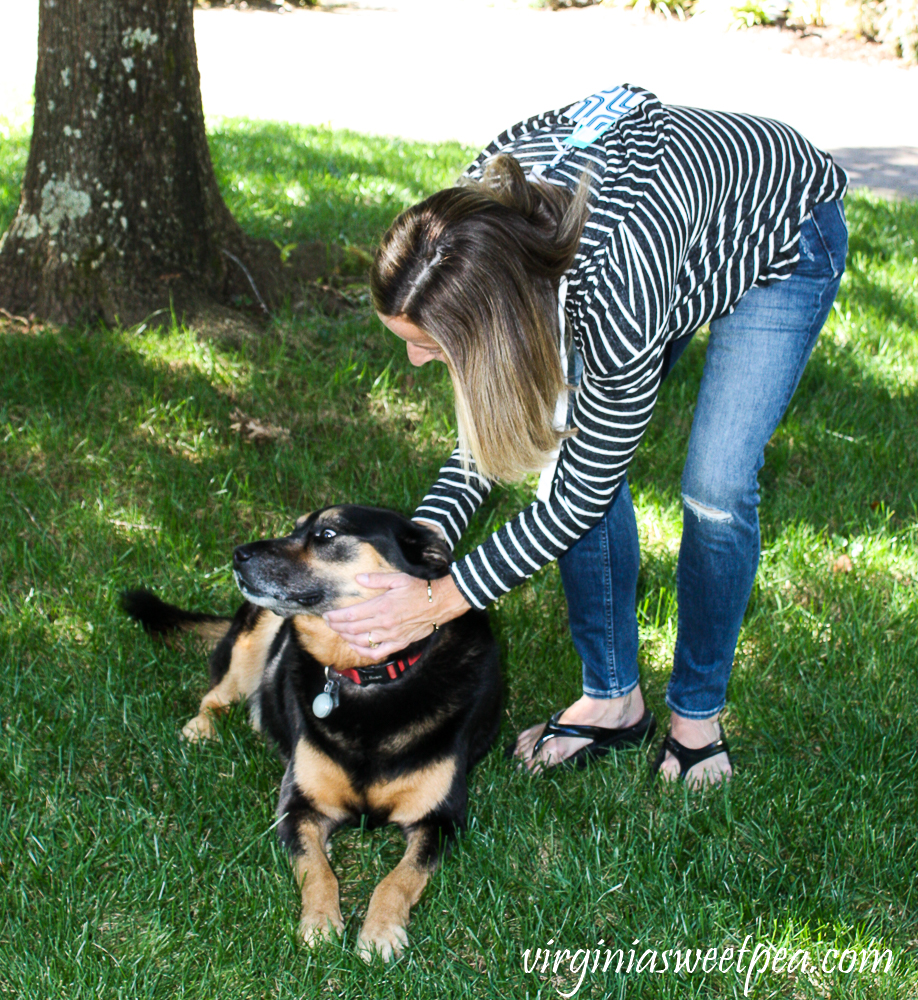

{"left": 1, "top": 119, "right": 917, "bottom": 999}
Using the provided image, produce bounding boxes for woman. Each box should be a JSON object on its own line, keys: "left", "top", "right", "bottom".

{"left": 324, "top": 84, "right": 848, "bottom": 785}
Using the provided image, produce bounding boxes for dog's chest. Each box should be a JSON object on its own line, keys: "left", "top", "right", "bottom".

{"left": 292, "top": 738, "right": 456, "bottom": 825}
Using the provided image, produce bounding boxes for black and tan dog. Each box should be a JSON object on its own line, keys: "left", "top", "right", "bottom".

{"left": 122, "top": 505, "right": 501, "bottom": 961}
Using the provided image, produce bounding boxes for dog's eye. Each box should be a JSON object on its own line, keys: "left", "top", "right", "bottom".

{"left": 316, "top": 528, "right": 337, "bottom": 540}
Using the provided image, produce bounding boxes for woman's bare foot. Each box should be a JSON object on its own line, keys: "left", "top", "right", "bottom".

{"left": 656, "top": 713, "right": 732, "bottom": 787}
{"left": 510, "top": 688, "right": 646, "bottom": 772}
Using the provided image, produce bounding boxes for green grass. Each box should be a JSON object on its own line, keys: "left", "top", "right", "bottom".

{"left": 1, "top": 120, "right": 917, "bottom": 998}
{"left": 208, "top": 118, "right": 474, "bottom": 247}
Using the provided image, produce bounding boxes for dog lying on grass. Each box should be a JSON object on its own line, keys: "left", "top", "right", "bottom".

{"left": 122, "top": 505, "right": 501, "bottom": 961}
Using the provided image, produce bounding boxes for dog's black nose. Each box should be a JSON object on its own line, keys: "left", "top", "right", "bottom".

{"left": 233, "top": 544, "right": 255, "bottom": 566}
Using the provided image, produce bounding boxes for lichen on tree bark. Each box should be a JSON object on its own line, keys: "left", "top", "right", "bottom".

{"left": 0, "top": 0, "right": 289, "bottom": 325}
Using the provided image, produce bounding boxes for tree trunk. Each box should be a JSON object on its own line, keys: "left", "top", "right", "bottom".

{"left": 0, "top": 0, "right": 287, "bottom": 326}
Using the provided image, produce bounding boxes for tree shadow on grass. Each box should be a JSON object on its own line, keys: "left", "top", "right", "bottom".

{"left": 842, "top": 267, "right": 918, "bottom": 331}
{"left": 846, "top": 195, "right": 918, "bottom": 264}
{"left": 0, "top": 317, "right": 457, "bottom": 618}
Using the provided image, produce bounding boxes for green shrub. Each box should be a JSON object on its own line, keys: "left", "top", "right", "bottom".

{"left": 728, "top": 0, "right": 788, "bottom": 26}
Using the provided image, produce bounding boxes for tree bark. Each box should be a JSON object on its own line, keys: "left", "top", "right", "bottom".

{"left": 0, "top": 0, "right": 287, "bottom": 325}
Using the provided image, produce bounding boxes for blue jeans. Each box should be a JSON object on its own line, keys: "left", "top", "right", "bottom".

{"left": 558, "top": 199, "right": 848, "bottom": 719}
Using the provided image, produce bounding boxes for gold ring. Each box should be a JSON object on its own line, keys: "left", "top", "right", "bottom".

{"left": 430, "top": 622, "right": 438, "bottom": 634}
{"left": 367, "top": 632, "right": 380, "bottom": 649}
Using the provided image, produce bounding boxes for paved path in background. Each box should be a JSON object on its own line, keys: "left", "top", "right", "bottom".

{"left": 2, "top": 0, "right": 917, "bottom": 198}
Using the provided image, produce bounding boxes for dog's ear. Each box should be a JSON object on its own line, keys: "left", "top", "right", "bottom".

{"left": 396, "top": 520, "right": 452, "bottom": 577}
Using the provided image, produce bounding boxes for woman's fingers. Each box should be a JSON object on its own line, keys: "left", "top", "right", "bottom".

{"left": 322, "top": 572, "right": 470, "bottom": 655}
{"left": 354, "top": 572, "right": 405, "bottom": 590}
{"left": 342, "top": 618, "right": 433, "bottom": 661}
{"left": 324, "top": 575, "right": 410, "bottom": 637}
{"left": 343, "top": 638, "right": 403, "bottom": 660}
{"left": 325, "top": 594, "right": 389, "bottom": 634}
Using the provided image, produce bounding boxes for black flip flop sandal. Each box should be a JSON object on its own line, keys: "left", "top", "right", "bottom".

{"left": 650, "top": 727, "right": 731, "bottom": 781}
{"left": 505, "top": 709, "right": 657, "bottom": 771}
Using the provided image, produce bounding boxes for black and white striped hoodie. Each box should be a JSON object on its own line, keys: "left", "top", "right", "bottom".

{"left": 414, "top": 85, "right": 847, "bottom": 609}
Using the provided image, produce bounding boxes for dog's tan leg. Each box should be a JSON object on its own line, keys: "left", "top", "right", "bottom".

{"left": 181, "top": 687, "right": 232, "bottom": 742}
{"left": 181, "top": 610, "right": 284, "bottom": 742}
{"left": 294, "top": 819, "right": 345, "bottom": 945}
{"left": 357, "top": 825, "right": 431, "bottom": 962}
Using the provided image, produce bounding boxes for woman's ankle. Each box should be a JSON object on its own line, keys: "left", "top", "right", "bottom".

{"left": 669, "top": 712, "right": 722, "bottom": 748}
{"left": 561, "top": 687, "right": 646, "bottom": 729}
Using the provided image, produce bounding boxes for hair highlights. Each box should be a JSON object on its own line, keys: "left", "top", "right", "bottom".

{"left": 370, "top": 155, "right": 590, "bottom": 483}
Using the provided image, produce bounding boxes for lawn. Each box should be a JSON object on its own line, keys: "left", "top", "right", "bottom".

{"left": 1, "top": 120, "right": 916, "bottom": 999}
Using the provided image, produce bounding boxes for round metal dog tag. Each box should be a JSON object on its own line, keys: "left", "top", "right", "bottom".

{"left": 312, "top": 692, "right": 334, "bottom": 718}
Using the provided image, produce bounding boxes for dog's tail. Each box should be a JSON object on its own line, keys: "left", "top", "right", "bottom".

{"left": 121, "top": 589, "right": 232, "bottom": 649}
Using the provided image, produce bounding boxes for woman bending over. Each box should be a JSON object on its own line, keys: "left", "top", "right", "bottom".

{"left": 325, "top": 84, "right": 848, "bottom": 786}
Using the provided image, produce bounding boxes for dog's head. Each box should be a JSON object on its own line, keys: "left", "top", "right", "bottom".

{"left": 232, "top": 505, "right": 451, "bottom": 618}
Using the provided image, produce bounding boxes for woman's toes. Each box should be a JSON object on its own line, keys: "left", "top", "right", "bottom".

{"left": 656, "top": 751, "right": 683, "bottom": 782}
{"left": 511, "top": 723, "right": 547, "bottom": 761}
{"left": 659, "top": 749, "right": 732, "bottom": 786}
{"left": 509, "top": 722, "right": 592, "bottom": 771}
{"left": 684, "top": 751, "right": 732, "bottom": 788}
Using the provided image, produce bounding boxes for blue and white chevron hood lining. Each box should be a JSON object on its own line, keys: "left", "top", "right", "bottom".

{"left": 563, "top": 86, "right": 648, "bottom": 148}
{"left": 530, "top": 84, "right": 650, "bottom": 180}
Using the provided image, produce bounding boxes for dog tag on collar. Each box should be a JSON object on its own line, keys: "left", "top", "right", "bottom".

{"left": 312, "top": 669, "right": 340, "bottom": 719}
{"left": 312, "top": 692, "right": 334, "bottom": 718}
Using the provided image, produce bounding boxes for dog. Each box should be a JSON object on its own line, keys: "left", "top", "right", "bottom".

{"left": 122, "top": 505, "right": 501, "bottom": 961}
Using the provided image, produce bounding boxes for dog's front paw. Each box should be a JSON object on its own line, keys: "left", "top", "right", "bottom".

{"left": 299, "top": 908, "right": 344, "bottom": 947}
{"left": 356, "top": 919, "right": 409, "bottom": 962}
{"left": 180, "top": 713, "right": 217, "bottom": 743}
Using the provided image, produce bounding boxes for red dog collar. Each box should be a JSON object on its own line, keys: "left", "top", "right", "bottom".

{"left": 335, "top": 652, "right": 422, "bottom": 686}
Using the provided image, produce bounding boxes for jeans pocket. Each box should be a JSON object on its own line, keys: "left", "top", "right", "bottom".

{"left": 803, "top": 199, "right": 848, "bottom": 279}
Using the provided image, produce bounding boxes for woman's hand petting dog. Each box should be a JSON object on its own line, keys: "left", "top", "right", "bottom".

{"left": 324, "top": 572, "right": 472, "bottom": 660}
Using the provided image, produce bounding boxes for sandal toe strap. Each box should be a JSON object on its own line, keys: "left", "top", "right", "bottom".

{"left": 531, "top": 710, "right": 650, "bottom": 758}
{"left": 662, "top": 732, "right": 730, "bottom": 776}
{"left": 531, "top": 711, "right": 611, "bottom": 756}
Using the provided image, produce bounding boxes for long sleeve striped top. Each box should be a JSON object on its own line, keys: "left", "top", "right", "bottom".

{"left": 414, "top": 84, "right": 848, "bottom": 610}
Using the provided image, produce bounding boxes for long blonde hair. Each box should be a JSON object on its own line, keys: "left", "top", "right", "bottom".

{"left": 370, "top": 154, "right": 590, "bottom": 483}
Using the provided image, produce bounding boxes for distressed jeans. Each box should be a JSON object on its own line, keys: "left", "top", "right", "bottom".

{"left": 558, "top": 199, "right": 848, "bottom": 718}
